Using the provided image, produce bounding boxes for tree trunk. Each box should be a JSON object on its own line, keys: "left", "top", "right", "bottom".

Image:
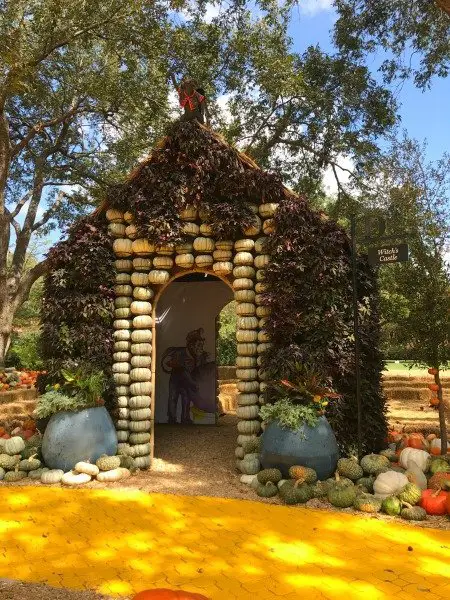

{"left": 0, "top": 302, "right": 14, "bottom": 368}
{"left": 435, "top": 370, "right": 448, "bottom": 454}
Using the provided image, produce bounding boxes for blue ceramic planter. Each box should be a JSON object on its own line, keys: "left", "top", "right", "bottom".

{"left": 260, "top": 416, "right": 339, "bottom": 480}
{"left": 42, "top": 407, "right": 118, "bottom": 471}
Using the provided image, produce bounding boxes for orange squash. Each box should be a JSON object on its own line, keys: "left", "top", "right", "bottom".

{"left": 430, "top": 396, "right": 440, "bottom": 407}
{"left": 406, "top": 433, "right": 428, "bottom": 450}
{"left": 428, "top": 368, "right": 438, "bottom": 375}
{"left": 428, "top": 383, "right": 439, "bottom": 392}
{"left": 419, "top": 488, "right": 448, "bottom": 515}
{"left": 133, "top": 591, "right": 210, "bottom": 600}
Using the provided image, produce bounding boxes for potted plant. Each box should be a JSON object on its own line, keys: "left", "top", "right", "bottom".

{"left": 259, "top": 363, "right": 340, "bottom": 479}
{"left": 35, "top": 364, "right": 117, "bottom": 471}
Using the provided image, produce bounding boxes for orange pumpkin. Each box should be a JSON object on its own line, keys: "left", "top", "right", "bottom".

{"left": 419, "top": 488, "right": 448, "bottom": 515}
{"left": 0, "top": 426, "right": 5, "bottom": 436}
{"left": 428, "top": 368, "right": 438, "bottom": 375}
{"left": 428, "top": 383, "right": 439, "bottom": 392}
{"left": 430, "top": 396, "right": 440, "bottom": 407}
{"left": 133, "top": 591, "right": 210, "bottom": 600}
{"left": 407, "top": 433, "right": 428, "bottom": 450}
{"left": 428, "top": 472, "right": 450, "bottom": 490}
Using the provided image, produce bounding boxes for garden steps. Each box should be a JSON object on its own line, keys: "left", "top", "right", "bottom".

{"left": 0, "top": 389, "right": 37, "bottom": 427}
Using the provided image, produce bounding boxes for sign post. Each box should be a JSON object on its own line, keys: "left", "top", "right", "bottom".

{"left": 368, "top": 243, "right": 409, "bottom": 266}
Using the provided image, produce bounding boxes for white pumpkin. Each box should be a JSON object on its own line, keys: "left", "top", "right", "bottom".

{"left": 117, "top": 396, "right": 128, "bottom": 408}
{"left": 236, "top": 303, "right": 256, "bottom": 316}
{"left": 115, "top": 273, "right": 131, "bottom": 285}
{"left": 213, "top": 261, "right": 233, "bottom": 275}
{"left": 130, "top": 368, "right": 151, "bottom": 382}
{"left": 133, "top": 258, "right": 152, "bottom": 272}
{"left": 112, "top": 362, "right": 131, "bottom": 374}
{"left": 237, "top": 381, "right": 260, "bottom": 393}
{"left": 195, "top": 254, "right": 213, "bottom": 267}
{"left": 182, "top": 222, "right": 200, "bottom": 237}
{"left": 237, "top": 420, "right": 261, "bottom": 434}
{"left": 234, "top": 252, "right": 254, "bottom": 266}
{"left": 234, "top": 289, "right": 255, "bottom": 303}
{"left": 235, "top": 239, "right": 255, "bottom": 252}
{"left": 129, "top": 395, "right": 151, "bottom": 409}
{"left": 256, "top": 305, "right": 270, "bottom": 317}
{"left": 131, "top": 330, "right": 152, "bottom": 343}
{"left": 236, "top": 356, "right": 257, "bottom": 368}
{"left": 254, "top": 254, "right": 270, "bottom": 269}
{"left": 175, "top": 253, "right": 195, "bottom": 268}
{"left": 129, "top": 408, "right": 152, "bottom": 421}
{"left": 106, "top": 208, "right": 124, "bottom": 223}
{"left": 148, "top": 270, "right": 170, "bottom": 285}
{"left": 113, "top": 238, "right": 133, "bottom": 257}
{"left": 130, "top": 343, "right": 152, "bottom": 355}
{"left": 131, "top": 272, "right": 149, "bottom": 286}
{"left": 130, "top": 382, "right": 152, "bottom": 396}
{"left": 193, "top": 237, "right": 215, "bottom": 252}
{"left": 124, "top": 211, "right": 134, "bottom": 223}
{"left": 132, "top": 239, "right": 155, "bottom": 256}
{"left": 115, "top": 296, "right": 132, "bottom": 308}
{"left": 180, "top": 205, "right": 197, "bottom": 221}
{"left": 125, "top": 224, "right": 138, "bottom": 239}
{"left": 114, "top": 341, "right": 130, "bottom": 352}
{"left": 129, "top": 419, "right": 151, "bottom": 432}
{"left": 115, "top": 385, "right": 129, "bottom": 396}
{"left": 133, "top": 287, "right": 153, "bottom": 301}
{"left": 129, "top": 443, "right": 151, "bottom": 457}
{"left": 200, "top": 223, "right": 213, "bottom": 236}
{"left": 237, "top": 343, "right": 258, "bottom": 356}
{"left": 130, "top": 301, "right": 152, "bottom": 315}
{"left": 213, "top": 250, "right": 232, "bottom": 261}
{"left": 108, "top": 223, "right": 126, "bottom": 237}
{"left": 259, "top": 203, "right": 278, "bottom": 218}
{"left": 237, "top": 393, "right": 259, "bottom": 406}
{"left": 129, "top": 432, "right": 151, "bottom": 444}
{"left": 233, "top": 266, "right": 255, "bottom": 279}
{"left": 113, "top": 373, "right": 130, "bottom": 385}
{"left": 131, "top": 355, "right": 152, "bottom": 368}
{"left": 4, "top": 436, "right": 25, "bottom": 455}
{"left": 255, "top": 282, "right": 267, "bottom": 293}
{"left": 114, "top": 319, "right": 131, "bottom": 330}
{"left": 61, "top": 471, "right": 92, "bottom": 486}
{"left": 236, "top": 368, "right": 258, "bottom": 381}
{"left": 237, "top": 434, "right": 257, "bottom": 447}
{"left": 155, "top": 244, "right": 175, "bottom": 255}
{"left": 176, "top": 242, "right": 194, "bottom": 254}
{"left": 263, "top": 218, "right": 275, "bottom": 234}
{"left": 236, "top": 329, "right": 258, "bottom": 342}
{"left": 399, "top": 448, "right": 431, "bottom": 471}
{"left": 96, "top": 468, "right": 130, "bottom": 483}
{"left": 114, "top": 308, "right": 131, "bottom": 318}
{"left": 114, "top": 284, "right": 132, "bottom": 296}
{"left": 215, "top": 240, "right": 234, "bottom": 251}
{"left": 373, "top": 471, "right": 409, "bottom": 498}
{"left": 133, "top": 315, "right": 153, "bottom": 329}
{"left": 153, "top": 256, "right": 173, "bottom": 269}
{"left": 237, "top": 316, "right": 258, "bottom": 330}
{"left": 113, "top": 330, "right": 131, "bottom": 342}
{"left": 116, "top": 419, "right": 130, "bottom": 430}
{"left": 134, "top": 455, "right": 151, "bottom": 469}
{"left": 233, "top": 278, "right": 254, "bottom": 290}
{"left": 41, "top": 469, "right": 64, "bottom": 484}
{"left": 236, "top": 405, "right": 259, "bottom": 420}
{"left": 115, "top": 259, "right": 133, "bottom": 272}
{"left": 75, "top": 462, "right": 100, "bottom": 477}
{"left": 113, "top": 352, "right": 130, "bottom": 362}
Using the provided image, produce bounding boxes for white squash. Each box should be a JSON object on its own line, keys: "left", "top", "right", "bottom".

{"left": 254, "top": 237, "right": 268, "bottom": 253}
{"left": 130, "top": 301, "right": 152, "bottom": 315}
{"left": 236, "top": 368, "right": 258, "bottom": 380}
{"left": 115, "top": 259, "right": 133, "bottom": 272}
{"left": 112, "top": 362, "right": 130, "bottom": 374}
{"left": 109, "top": 222, "right": 126, "bottom": 237}
{"left": 234, "top": 289, "right": 255, "bottom": 303}
{"left": 237, "top": 343, "right": 258, "bottom": 356}
{"left": 213, "top": 261, "right": 233, "bottom": 275}
{"left": 106, "top": 208, "right": 124, "bottom": 223}
{"left": 236, "top": 356, "right": 257, "bottom": 368}
{"left": 175, "top": 253, "right": 195, "bottom": 268}
{"left": 61, "top": 471, "right": 92, "bottom": 486}
{"left": 41, "top": 469, "right": 64, "bottom": 484}
{"left": 233, "top": 266, "right": 255, "bottom": 279}
{"left": 96, "top": 468, "right": 131, "bottom": 482}
{"left": 256, "top": 270, "right": 265, "bottom": 281}
{"left": 215, "top": 240, "right": 234, "bottom": 251}
{"left": 117, "top": 396, "right": 128, "bottom": 408}
{"left": 213, "top": 250, "right": 232, "bottom": 261}
{"left": 233, "top": 278, "right": 254, "bottom": 290}
{"left": 113, "top": 352, "right": 130, "bottom": 362}
{"left": 133, "top": 258, "right": 152, "bottom": 271}
{"left": 114, "top": 307, "right": 131, "bottom": 319}
{"left": 236, "top": 303, "right": 255, "bottom": 316}
{"left": 132, "top": 239, "right": 155, "bottom": 256}
{"left": 130, "top": 342, "right": 152, "bottom": 355}
{"left": 129, "top": 395, "right": 151, "bottom": 409}
{"left": 114, "top": 341, "right": 130, "bottom": 352}
{"left": 117, "top": 430, "right": 129, "bottom": 442}
{"left": 115, "top": 386, "right": 129, "bottom": 396}
{"left": 133, "top": 315, "right": 153, "bottom": 329}
{"left": 259, "top": 203, "right": 278, "bottom": 218}
{"left": 236, "top": 330, "right": 258, "bottom": 342}
{"left": 113, "top": 373, "right": 130, "bottom": 385}
{"left": 258, "top": 342, "right": 272, "bottom": 354}
{"left": 113, "top": 238, "right": 133, "bottom": 257}
{"left": 131, "top": 355, "right": 151, "bottom": 368}
{"left": 256, "top": 305, "right": 270, "bottom": 317}
{"left": 235, "top": 239, "right": 255, "bottom": 252}
{"left": 114, "top": 284, "right": 132, "bottom": 296}
{"left": 237, "top": 434, "right": 257, "bottom": 447}
{"left": 130, "top": 382, "right": 152, "bottom": 396}
{"left": 195, "top": 254, "right": 214, "bottom": 267}
{"left": 129, "top": 408, "right": 152, "bottom": 421}
{"left": 129, "top": 432, "right": 151, "bottom": 444}
{"left": 148, "top": 270, "right": 170, "bottom": 285}
{"left": 114, "top": 330, "right": 131, "bottom": 342}
{"left": 130, "top": 367, "right": 151, "bottom": 382}
{"left": 237, "top": 420, "right": 261, "bottom": 434}
{"left": 131, "top": 330, "right": 152, "bottom": 343}
{"left": 115, "top": 296, "right": 132, "bottom": 308}
{"left": 399, "top": 448, "right": 431, "bottom": 471}
{"left": 237, "top": 393, "right": 259, "bottom": 406}
{"left": 129, "top": 443, "right": 151, "bottom": 457}
{"left": 236, "top": 405, "right": 259, "bottom": 420}
{"left": 155, "top": 244, "right": 175, "bottom": 255}
{"left": 237, "top": 316, "right": 258, "bottom": 329}
{"left": 373, "top": 471, "right": 409, "bottom": 498}
{"left": 131, "top": 272, "right": 149, "bottom": 286}
{"left": 129, "top": 419, "right": 151, "bottom": 432}
{"left": 153, "top": 256, "right": 173, "bottom": 269}
{"left": 134, "top": 455, "right": 151, "bottom": 469}
{"left": 4, "top": 436, "right": 25, "bottom": 455}
{"left": 237, "top": 381, "right": 260, "bottom": 393}
{"left": 182, "top": 222, "right": 200, "bottom": 237}
{"left": 115, "top": 272, "right": 131, "bottom": 284}
{"left": 234, "top": 252, "right": 254, "bottom": 266}
{"left": 114, "top": 319, "right": 131, "bottom": 330}
{"left": 193, "top": 237, "right": 215, "bottom": 252}
{"left": 133, "top": 287, "right": 153, "bottom": 301}
{"left": 75, "top": 462, "right": 100, "bottom": 477}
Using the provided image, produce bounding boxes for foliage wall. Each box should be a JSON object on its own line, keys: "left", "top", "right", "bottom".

{"left": 41, "top": 121, "right": 387, "bottom": 451}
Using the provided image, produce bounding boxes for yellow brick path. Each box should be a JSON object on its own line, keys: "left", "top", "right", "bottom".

{"left": 0, "top": 487, "right": 449, "bottom": 599}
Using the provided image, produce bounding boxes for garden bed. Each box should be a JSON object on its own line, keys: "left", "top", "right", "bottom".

{"left": 0, "top": 579, "right": 120, "bottom": 600}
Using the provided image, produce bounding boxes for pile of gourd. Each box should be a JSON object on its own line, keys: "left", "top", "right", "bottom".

{"left": 249, "top": 444, "right": 450, "bottom": 521}
{"left": 0, "top": 435, "right": 138, "bottom": 485}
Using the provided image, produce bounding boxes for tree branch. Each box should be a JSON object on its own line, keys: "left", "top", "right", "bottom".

{"left": 14, "top": 258, "right": 49, "bottom": 307}
{"left": 32, "top": 190, "right": 65, "bottom": 232}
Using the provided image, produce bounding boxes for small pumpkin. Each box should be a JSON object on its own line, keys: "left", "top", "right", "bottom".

{"left": 337, "top": 458, "right": 363, "bottom": 481}
{"left": 256, "top": 481, "right": 278, "bottom": 498}
{"left": 61, "top": 471, "right": 92, "bottom": 486}
{"left": 41, "top": 469, "right": 64, "bottom": 484}
{"left": 373, "top": 471, "right": 408, "bottom": 498}
{"left": 236, "top": 453, "right": 260, "bottom": 475}
{"left": 327, "top": 480, "right": 357, "bottom": 508}
{"left": 397, "top": 482, "right": 422, "bottom": 505}
{"left": 96, "top": 455, "right": 121, "bottom": 471}
{"left": 75, "top": 462, "right": 100, "bottom": 477}
{"left": 353, "top": 493, "right": 382, "bottom": 513}
{"left": 428, "top": 383, "right": 439, "bottom": 391}
{"left": 399, "top": 447, "right": 430, "bottom": 472}
{"left": 4, "top": 469, "right": 27, "bottom": 482}
{"left": 257, "top": 468, "right": 282, "bottom": 484}
{"left": 356, "top": 476, "right": 375, "bottom": 493}
{"left": 419, "top": 488, "right": 448, "bottom": 515}
{"left": 401, "top": 503, "right": 427, "bottom": 521}
{"left": 4, "top": 436, "right": 25, "bottom": 456}
{"left": 360, "top": 453, "right": 390, "bottom": 475}
{"left": 279, "top": 480, "right": 314, "bottom": 504}
{"left": 428, "top": 472, "right": 450, "bottom": 490}
{"left": 96, "top": 467, "right": 131, "bottom": 482}
{"left": 0, "top": 454, "right": 20, "bottom": 469}
{"left": 381, "top": 496, "right": 402, "bottom": 516}
{"left": 428, "top": 457, "right": 450, "bottom": 475}
{"left": 289, "top": 465, "right": 317, "bottom": 484}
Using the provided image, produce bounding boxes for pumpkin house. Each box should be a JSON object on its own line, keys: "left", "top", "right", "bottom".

{"left": 41, "top": 121, "right": 387, "bottom": 473}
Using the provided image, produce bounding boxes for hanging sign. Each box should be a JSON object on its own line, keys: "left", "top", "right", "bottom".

{"left": 368, "top": 243, "right": 409, "bottom": 266}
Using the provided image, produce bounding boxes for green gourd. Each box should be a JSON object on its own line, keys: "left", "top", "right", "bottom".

{"left": 4, "top": 469, "right": 27, "bottom": 482}
{"left": 381, "top": 496, "right": 402, "bottom": 516}
{"left": 28, "top": 468, "right": 49, "bottom": 480}
{"left": 312, "top": 480, "right": 332, "bottom": 498}
{"left": 288, "top": 466, "right": 318, "bottom": 484}
{"left": 4, "top": 436, "right": 25, "bottom": 456}
{"left": 360, "top": 454, "right": 390, "bottom": 475}
{"left": 327, "top": 480, "right": 357, "bottom": 508}
{"left": 236, "top": 453, "right": 260, "bottom": 475}
{"left": 380, "top": 449, "right": 397, "bottom": 462}
{"left": 242, "top": 438, "right": 261, "bottom": 454}
{"left": 257, "top": 469, "right": 282, "bottom": 484}
{"left": 18, "top": 457, "right": 41, "bottom": 472}
{"left": 356, "top": 476, "right": 375, "bottom": 493}
{"left": 279, "top": 480, "right": 314, "bottom": 504}
{"left": 401, "top": 504, "right": 427, "bottom": 521}
{"left": 337, "top": 458, "right": 364, "bottom": 481}
{"left": 397, "top": 482, "right": 422, "bottom": 505}
{"left": 353, "top": 493, "right": 382, "bottom": 513}
{"left": 41, "top": 469, "right": 64, "bottom": 484}
{"left": 21, "top": 445, "right": 41, "bottom": 459}
{"left": 428, "top": 458, "right": 450, "bottom": 476}
{"left": 96, "top": 455, "right": 121, "bottom": 471}
{"left": 119, "top": 455, "right": 137, "bottom": 472}
{"left": 0, "top": 467, "right": 5, "bottom": 480}
{"left": 0, "top": 454, "right": 20, "bottom": 470}
{"left": 256, "top": 482, "right": 278, "bottom": 498}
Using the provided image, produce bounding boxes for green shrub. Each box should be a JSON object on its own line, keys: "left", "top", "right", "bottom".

{"left": 217, "top": 301, "right": 237, "bottom": 366}
{"left": 6, "top": 332, "right": 43, "bottom": 370}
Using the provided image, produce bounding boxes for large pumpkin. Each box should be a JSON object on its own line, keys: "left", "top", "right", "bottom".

{"left": 399, "top": 448, "right": 430, "bottom": 472}
{"left": 133, "top": 589, "right": 210, "bottom": 599}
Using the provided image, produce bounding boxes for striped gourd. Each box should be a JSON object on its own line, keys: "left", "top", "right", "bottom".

{"left": 131, "top": 343, "right": 152, "bottom": 355}
{"left": 118, "top": 407, "right": 130, "bottom": 419}
{"left": 113, "top": 239, "right": 133, "bottom": 257}
{"left": 258, "top": 342, "right": 272, "bottom": 353}
{"left": 260, "top": 382, "right": 268, "bottom": 393}
{"left": 254, "top": 294, "right": 264, "bottom": 305}
{"left": 258, "top": 368, "right": 269, "bottom": 381}
{"left": 256, "top": 305, "right": 270, "bottom": 317}
{"left": 213, "top": 250, "right": 232, "bottom": 261}
{"left": 235, "top": 446, "right": 245, "bottom": 459}
{"left": 132, "top": 239, "right": 155, "bottom": 256}
{"left": 133, "top": 315, "right": 153, "bottom": 329}
{"left": 115, "top": 385, "right": 129, "bottom": 397}
{"left": 114, "top": 330, "right": 131, "bottom": 341}
{"left": 129, "top": 382, "right": 152, "bottom": 396}
{"left": 255, "top": 282, "right": 267, "bottom": 293}
{"left": 254, "top": 237, "right": 268, "bottom": 253}
{"left": 129, "top": 408, "right": 152, "bottom": 421}
{"left": 117, "top": 431, "right": 129, "bottom": 442}
{"left": 130, "top": 443, "right": 151, "bottom": 457}
{"left": 256, "top": 270, "right": 265, "bottom": 281}
{"left": 237, "top": 434, "right": 257, "bottom": 447}
{"left": 200, "top": 223, "right": 213, "bottom": 236}
{"left": 258, "top": 329, "right": 270, "bottom": 342}
{"left": 133, "top": 258, "right": 152, "bottom": 271}
{"left": 133, "top": 287, "right": 153, "bottom": 301}
{"left": 131, "top": 272, "right": 148, "bottom": 286}
{"left": 129, "top": 396, "right": 151, "bottom": 409}
{"left": 134, "top": 456, "right": 151, "bottom": 469}
{"left": 131, "top": 330, "right": 152, "bottom": 343}
{"left": 130, "top": 301, "right": 152, "bottom": 315}
{"left": 234, "top": 289, "right": 255, "bottom": 302}
{"left": 117, "top": 396, "right": 128, "bottom": 408}
{"left": 115, "top": 259, "right": 133, "bottom": 272}
{"left": 116, "top": 419, "right": 129, "bottom": 430}
{"left": 124, "top": 211, "right": 134, "bottom": 223}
